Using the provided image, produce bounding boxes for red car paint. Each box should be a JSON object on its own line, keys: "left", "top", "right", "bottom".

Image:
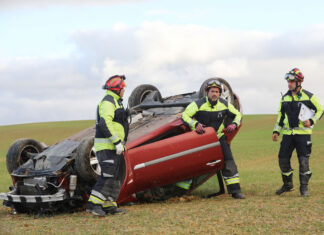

{"left": 117, "top": 117, "right": 240, "bottom": 204}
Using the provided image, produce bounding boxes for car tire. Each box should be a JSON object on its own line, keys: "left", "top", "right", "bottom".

{"left": 198, "top": 78, "right": 235, "bottom": 105}
{"left": 6, "top": 139, "right": 43, "bottom": 174}
{"left": 128, "top": 84, "right": 162, "bottom": 108}
{"left": 75, "top": 137, "right": 100, "bottom": 183}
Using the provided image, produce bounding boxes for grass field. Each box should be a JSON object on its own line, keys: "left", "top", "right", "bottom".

{"left": 0, "top": 115, "right": 324, "bottom": 234}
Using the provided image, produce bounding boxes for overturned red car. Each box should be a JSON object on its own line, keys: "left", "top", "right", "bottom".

{"left": 0, "top": 78, "right": 242, "bottom": 214}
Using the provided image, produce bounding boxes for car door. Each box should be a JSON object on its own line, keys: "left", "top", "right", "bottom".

{"left": 127, "top": 127, "right": 224, "bottom": 192}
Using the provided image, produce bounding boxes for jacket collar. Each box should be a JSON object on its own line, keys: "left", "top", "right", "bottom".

{"left": 106, "top": 90, "right": 121, "bottom": 100}
{"left": 205, "top": 96, "right": 218, "bottom": 107}
{"left": 288, "top": 88, "right": 302, "bottom": 97}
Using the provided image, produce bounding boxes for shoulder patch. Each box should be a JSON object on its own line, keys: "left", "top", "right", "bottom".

{"left": 218, "top": 98, "right": 228, "bottom": 107}
{"left": 302, "top": 89, "right": 313, "bottom": 99}
{"left": 195, "top": 97, "right": 206, "bottom": 109}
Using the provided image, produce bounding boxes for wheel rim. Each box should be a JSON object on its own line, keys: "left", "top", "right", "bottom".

{"left": 20, "top": 145, "right": 40, "bottom": 165}
{"left": 89, "top": 147, "right": 101, "bottom": 176}
{"left": 220, "top": 83, "right": 232, "bottom": 104}
{"left": 139, "top": 90, "right": 154, "bottom": 103}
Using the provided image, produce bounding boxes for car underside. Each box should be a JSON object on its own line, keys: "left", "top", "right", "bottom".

{"left": 1, "top": 77, "right": 242, "bottom": 215}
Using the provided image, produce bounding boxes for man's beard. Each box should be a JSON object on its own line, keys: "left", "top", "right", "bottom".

{"left": 208, "top": 97, "right": 218, "bottom": 108}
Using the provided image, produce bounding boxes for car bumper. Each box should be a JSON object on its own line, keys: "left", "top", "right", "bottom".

{"left": 0, "top": 188, "right": 66, "bottom": 203}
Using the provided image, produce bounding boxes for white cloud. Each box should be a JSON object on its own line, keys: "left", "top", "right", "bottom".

{"left": 112, "top": 23, "right": 129, "bottom": 32}
{"left": 0, "top": 0, "right": 151, "bottom": 8}
{"left": 1, "top": 22, "right": 324, "bottom": 125}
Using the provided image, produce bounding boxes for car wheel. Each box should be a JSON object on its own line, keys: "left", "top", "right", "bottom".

{"left": 198, "top": 78, "right": 235, "bottom": 105}
{"left": 128, "top": 84, "right": 162, "bottom": 108}
{"left": 6, "top": 139, "right": 43, "bottom": 174}
{"left": 75, "top": 137, "right": 100, "bottom": 183}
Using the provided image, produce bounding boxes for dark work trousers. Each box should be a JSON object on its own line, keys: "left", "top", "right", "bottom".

{"left": 278, "top": 134, "right": 312, "bottom": 183}
{"left": 219, "top": 135, "right": 241, "bottom": 194}
{"left": 92, "top": 149, "right": 123, "bottom": 202}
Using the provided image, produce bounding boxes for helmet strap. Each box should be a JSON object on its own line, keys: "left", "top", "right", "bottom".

{"left": 293, "top": 81, "right": 301, "bottom": 92}
{"left": 111, "top": 89, "right": 121, "bottom": 96}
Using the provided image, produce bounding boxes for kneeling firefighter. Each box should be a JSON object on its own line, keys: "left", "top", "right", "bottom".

{"left": 181, "top": 80, "right": 245, "bottom": 199}
{"left": 86, "top": 75, "right": 129, "bottom": 216}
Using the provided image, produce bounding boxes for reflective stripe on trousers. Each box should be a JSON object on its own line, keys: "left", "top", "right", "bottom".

{"left": 175, "top": 179, "right": 192, "bottom": 190}
{"left": 88, "top": 195, "right": 105, "bottom": 205}
{"left": 281, "top": 170, "right": 293, "bottom": 176}
{"left": 224, "top": 177, "right": 240, "bottom": 185}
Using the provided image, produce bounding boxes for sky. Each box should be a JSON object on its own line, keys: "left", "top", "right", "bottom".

{"left": 1, "top": 0, "right": 324, "bottom": 125}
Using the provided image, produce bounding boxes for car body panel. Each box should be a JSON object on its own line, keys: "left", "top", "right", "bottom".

{"left": 127, "top": 126, "right": 223, "bottom": 191}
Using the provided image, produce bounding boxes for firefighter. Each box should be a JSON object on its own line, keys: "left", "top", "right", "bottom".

{"left": 272, "top": 68, "right": 323, "bottom": 197}
{"left": 86, "top": 75, "right": 129, "bottom": 216}
{"left": 182, "top": 80, "right": 245, "bottom": 199}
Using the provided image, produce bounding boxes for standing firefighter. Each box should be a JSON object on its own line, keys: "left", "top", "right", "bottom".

{"left": 86, "top": 75, "right": 129, "bottom": 216}
{"left": 272, "top": 68, "right": 323, "bottom": 197}
{"left": 182, "top": 80, "right": 245, "bottom": 199}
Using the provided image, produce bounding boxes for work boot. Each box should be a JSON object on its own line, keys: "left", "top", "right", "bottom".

{"left": 275, "top": 184, "right": 294, "bottom": 195}
{"left": 299, "top": 172, "right": 311, "bottom": 197}
{"left": 276, "top": 173, "right": 294, "bottom": 195}
{"left": 104, "top": 206, "right": 126, "bottom": 215}
{"left": 300, "top": 184, "right": 309, "bottom": 197}
{"left": 85, "top": 202, "right": 106, "bottom": 217}
{"left": 231, "top": 192, "right": 246, "bottom": 199}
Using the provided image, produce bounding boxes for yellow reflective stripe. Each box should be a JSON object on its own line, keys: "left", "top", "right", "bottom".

{"left": 282, "top": 171, "right": 293, "bottom": 176}
{"left": 189, "top": 120, "right": 196, "bottom": 128}
{"left": 225, "top": 177, "right": 240, "bottom": 185}
{"left": 89, "top": 195, "right": 104, "bottom": 205}
{"left": 109, "top": 135, "right": 119, "bottom": 143}
{"left": 103, "top": 201, "right": 117, "bottom": 208}
{"left": 91, "top": 190, "right": 106, "bottom": 201}
{"left": 274, "top": 125, "right": 282, "bottom": 131}
{"left": 223, "top": 173, "right": 239, "bottom": 180}
{"left": 233, "top": 117, "right": 241, "bottom": 125}
{"left": 282, "top": 127, "right": 311, "bottom": 131}
{"left": 175, "top": 181, "right": 191, "bottom": 190}
{"left": 95, "top": 138, "right": 113, "bottom": 144}
{"left": 95, "top": 137, "right": 122, "bottom": 144}
{"left": 300, "top": 171, "right": 312, "bottom": 175}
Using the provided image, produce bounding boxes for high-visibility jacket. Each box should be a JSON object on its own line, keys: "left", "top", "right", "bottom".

{"left": 94, "top": 90, "right": 129, "bottom": 152}
{"left": 182, "top": 96, "right": 242, "bottom": 138}
{"left": 273, "top": 89, "right": 323, "bottom": 135}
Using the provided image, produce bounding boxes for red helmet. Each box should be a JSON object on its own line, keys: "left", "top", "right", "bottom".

{"left": 103, "top": 75, "right": 126, "bottom": 91}
{"left": 285, "top": 68, "right": 304, "bottom": 82}
{"left": 205, "top": 80, "right": 222, "bottom": 93}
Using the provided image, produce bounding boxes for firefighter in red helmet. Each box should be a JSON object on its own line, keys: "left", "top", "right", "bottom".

{"left": 273, "top": 68, "right": 323, "bottom": 197}
{"left": 86, "top": 75, "right": 129, "bottom": 216}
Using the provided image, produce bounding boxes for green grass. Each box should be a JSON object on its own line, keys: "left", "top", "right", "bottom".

{"left": 0, "top": 116, "right": 324, "bottom": 234}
